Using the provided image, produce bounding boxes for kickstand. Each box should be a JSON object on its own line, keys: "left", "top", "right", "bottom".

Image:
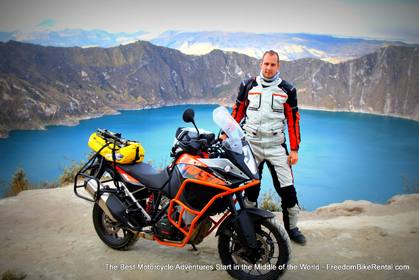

{"left": 190, "top": 244, "right": 198, "bottom": 251}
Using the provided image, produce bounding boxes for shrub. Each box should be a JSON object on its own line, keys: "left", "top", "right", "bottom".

{"left": 60, "top": 151, "right": 99, "bottom": 185}
{"left": 259, "top": 189, "right": 281, "bottom": 212}
{"left": 60, "top": 160, "right": 85, "bottom": 185}
{"left": 7, "top": 168, "right": 30, "bottom": 197}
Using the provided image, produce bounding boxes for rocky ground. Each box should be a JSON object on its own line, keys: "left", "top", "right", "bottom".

{"left": 0, "top": 186, "right": 418, "bottom": 280}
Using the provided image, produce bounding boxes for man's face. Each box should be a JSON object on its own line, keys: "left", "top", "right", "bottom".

{"left": 260, "top": 53, "right": 280, "bottom": 79}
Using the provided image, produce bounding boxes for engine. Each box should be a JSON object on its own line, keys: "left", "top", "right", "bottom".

{"left": 154, "top": 214, "right": 184, "bottom": 241}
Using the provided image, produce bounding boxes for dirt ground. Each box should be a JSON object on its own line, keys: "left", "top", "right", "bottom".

{"left": 1, "top": 186, "right": 418, "bottom": 280}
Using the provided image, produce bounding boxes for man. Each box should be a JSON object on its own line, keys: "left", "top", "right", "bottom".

{"left": 229, "top": 50, "right": 306, "bottom": 245}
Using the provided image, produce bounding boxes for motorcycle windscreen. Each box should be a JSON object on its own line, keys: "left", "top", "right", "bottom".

{"left": 242, "top": 142, "right": 258, "bottom": 177}
{"left": 213, "top": 106, "right": 258, "bottom": 178}
{"left": 213, "top": 106, "right": 244, "bottom": 154}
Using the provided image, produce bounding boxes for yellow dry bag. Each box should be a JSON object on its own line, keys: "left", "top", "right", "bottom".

{"left": 87, "top": 129, "right": 145, "bottom": 164}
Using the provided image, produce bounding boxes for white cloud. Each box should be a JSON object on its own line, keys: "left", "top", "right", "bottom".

{"left": 0, "top": 0, "right": 418, "bottom": 42}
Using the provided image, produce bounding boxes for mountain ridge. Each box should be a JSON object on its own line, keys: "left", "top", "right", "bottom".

{"left": 150, "top": 30, "right": 413, "bottom": 62}
{"left": 0, "top": 40, "right": 417, "bottom": 138}
{"left": 1, "top": 29, "right": 415, "bottom": 62}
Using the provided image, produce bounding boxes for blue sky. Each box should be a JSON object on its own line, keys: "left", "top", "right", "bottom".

{"left": 1, "top": 0, "right": 418, "bottom": 43}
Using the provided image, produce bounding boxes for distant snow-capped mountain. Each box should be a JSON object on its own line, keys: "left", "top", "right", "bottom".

{"left": 150, "top": 31, "right": 411, "bottom": 63}
{"left": 0, "top": 29, "right": 147, "bottom": 48}
{"left": 0, "top": 29, "right": 413, "bottom": 62}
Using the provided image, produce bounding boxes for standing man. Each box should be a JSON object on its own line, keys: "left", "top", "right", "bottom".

{"left": 231, "top": 50, "right": 306, "bottom": 245}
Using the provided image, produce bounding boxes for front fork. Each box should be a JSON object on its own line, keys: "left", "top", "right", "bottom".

{"left": 216, "top": 193, "right": 275, "bottom": 253}
{"left": 222, "top": 192, "right": 275, "bottom": 250}
{"left": 227, "top": 192, "right": 257, "bottom": 249}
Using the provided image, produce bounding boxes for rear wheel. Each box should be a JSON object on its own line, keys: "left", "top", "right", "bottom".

{"left": 92, "top": 203, "right": 138, "bottom": 250}
{"left": 218, "top": 217, "right": 290, "bottom": 280}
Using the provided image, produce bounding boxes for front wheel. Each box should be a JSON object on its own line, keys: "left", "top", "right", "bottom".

{"left": 92, "top": 203, "right": 138, "bottom": 250}
{"left": 218, "top": 217, "right": 291, "bottom": 280}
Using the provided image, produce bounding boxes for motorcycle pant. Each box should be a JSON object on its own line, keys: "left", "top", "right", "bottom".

{"left": 245, "top": 148, "right": 300, "bottom": 231}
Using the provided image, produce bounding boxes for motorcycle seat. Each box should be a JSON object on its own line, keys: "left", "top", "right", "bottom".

{"left": 117, "top": 163, "right": 170, "bottom": 190}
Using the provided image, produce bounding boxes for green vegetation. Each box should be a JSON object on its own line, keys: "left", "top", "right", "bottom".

{"left": 2, "top": 151, "right": 96, "bottom": 198}
{"left": 4, "top": 159, "right": 85, "bottom": 198}
{"left": 259, "top": 189, "right": 281, "bottom": 212}
{"left": 6, "top": 168, "right": 30, "bottom": 197}
{"left": 59, "top": 160, "right": 85, "bottom": 185}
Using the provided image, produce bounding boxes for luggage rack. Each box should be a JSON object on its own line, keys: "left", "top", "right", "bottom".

{"left": 73, "top": 134, "right": 121, "bottom": 203}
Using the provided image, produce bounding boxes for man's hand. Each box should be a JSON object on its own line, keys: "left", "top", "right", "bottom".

{"left": 288, "top": 150, "right": 298, "bottom": 165}
{"left": 219, "top": 134, "right": 227, "bottom": 141}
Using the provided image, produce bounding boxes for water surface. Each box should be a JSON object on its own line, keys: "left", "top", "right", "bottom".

{"left": 1, "top": 105, "right": 418, "bottom": 210}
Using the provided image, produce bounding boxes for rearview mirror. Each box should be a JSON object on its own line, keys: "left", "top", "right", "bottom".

{"left": 183, "top": 108, "right": 195, "bottom": 123}
{"left": 182, "top": 108, "right": 199, "bottom": 136}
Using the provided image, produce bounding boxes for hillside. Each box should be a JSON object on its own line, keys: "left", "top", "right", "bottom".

{"left": 0, "top": 41, "right": 418, "bottom": 138}
{"left": 281, "top": 46, "right": 419, "bottom": 119}
{"left": 1, "top": 29, "right": 412, "bottom": 62}
{"left": 0, "top": 41, "right": 258, "bottom": 138}
{"left": 0, "top": 186, "right": 418, "bottom": 279}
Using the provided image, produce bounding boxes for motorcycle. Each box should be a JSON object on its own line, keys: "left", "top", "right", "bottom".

{"left": 74, "top": 106, "right": 290, "bottom": 280}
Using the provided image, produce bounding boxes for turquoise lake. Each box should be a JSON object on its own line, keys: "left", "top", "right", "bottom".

{"left": 1, "top": 104, "right": 418, "bottom": 211}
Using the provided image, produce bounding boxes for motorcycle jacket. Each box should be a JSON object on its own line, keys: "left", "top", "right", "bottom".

{"left": 232, "top": 76, "right": 301, "bottom": 151}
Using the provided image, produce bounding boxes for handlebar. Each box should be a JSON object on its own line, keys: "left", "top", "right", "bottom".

{"left": 207, "top": 142, "right": 225, "bottom": 158}
{"left": 97, "top": 129, "right": 128, "bottom": 145}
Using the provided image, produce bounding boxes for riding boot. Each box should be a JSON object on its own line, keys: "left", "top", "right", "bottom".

{"left": 285, "top": 204, "right": 306, "bottom": 245}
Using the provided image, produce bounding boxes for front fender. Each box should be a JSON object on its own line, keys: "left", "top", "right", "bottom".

{"left": 216, "top": 208, "right": 275, "bottom": 236}
{"left": 215, "top": 208, "right": 275, "bottom": 248}
{"left": 242, "top": 207, "right": 276, "bottom": 221}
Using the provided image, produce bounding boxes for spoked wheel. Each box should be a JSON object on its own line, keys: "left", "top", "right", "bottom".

{"left": 92, "top": 203, "right": 138, "bottom": 250}
{"left": 218, "top": 218, "right": 291, "bottom": 280}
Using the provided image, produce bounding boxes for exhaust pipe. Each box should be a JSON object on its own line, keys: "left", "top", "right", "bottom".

{"left": 85, "top": 179, "right": 118, "bottom": 222}
{"left": 85, "top": 179, "right": 146, "bottom": 230}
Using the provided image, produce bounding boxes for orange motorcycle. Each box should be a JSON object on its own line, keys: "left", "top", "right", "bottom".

{"left": 74, "top": 106, "right": 290, "bottom": 279}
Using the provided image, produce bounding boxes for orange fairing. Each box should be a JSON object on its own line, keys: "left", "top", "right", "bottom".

{"left": 175, "top": 154, "right": 207, "bottom": 167}
{"left": 176, "top": 154, "right": 224, "bottom": 185}
{"left": 178, "top": 164, "right": 226, "bottom": 185}
{"left": 153, "top": 178, "right": 260, "bottom": 247}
